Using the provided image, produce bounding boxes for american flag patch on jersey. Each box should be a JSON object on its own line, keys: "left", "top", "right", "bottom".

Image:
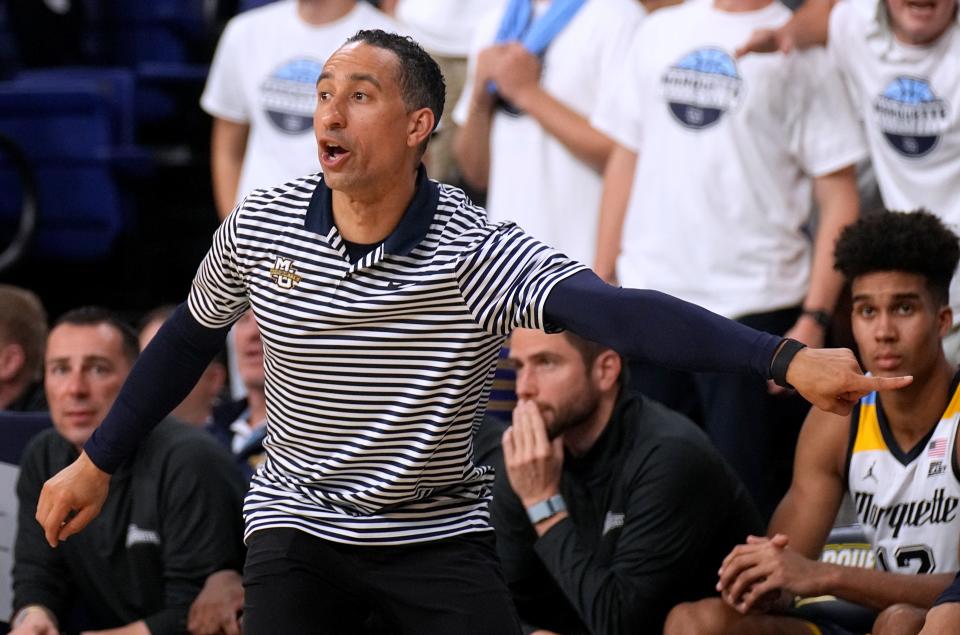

{"left": 929, "top": 438, "right": 948, "bottom": 459}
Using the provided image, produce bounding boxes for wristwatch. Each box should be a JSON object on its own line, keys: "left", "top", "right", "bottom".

{"left": 526, "top": 494, "right": 567, "bottom": 525}
{"left": 801, "top": 308, "right": 832, "bottom": 330}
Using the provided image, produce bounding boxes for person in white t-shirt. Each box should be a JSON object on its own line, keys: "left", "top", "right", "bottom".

{"left": 201, "top": 0, "right": 398, "bottom": 221}
{"left": 380, "top": 0, "right": 505, "bottom": 184}
{"left": 737, "top": 0, "right": 960, "bottom": 363}
{"left": 452, "top": 0, "right": 653, "bottom": 265}
{"left": 591, "top": 0, "right": 867, "bottom": 519}
{"left": 202, "top": 0, "right": 399, "bottom": 402}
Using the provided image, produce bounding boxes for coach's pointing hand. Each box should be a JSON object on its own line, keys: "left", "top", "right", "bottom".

{"left": 36, "top": 450, "right": 110, "bottom": 547}
{"left": 786, "top": 347, "right": 912, "bottom": 415}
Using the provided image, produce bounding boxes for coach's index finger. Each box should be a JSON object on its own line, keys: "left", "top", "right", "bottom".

{"left": 859, "top": 374, "right": 914, "bottom": 392}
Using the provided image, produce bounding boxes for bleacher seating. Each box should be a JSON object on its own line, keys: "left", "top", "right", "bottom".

{"left": 0, "top": 69, "right": 149, "bottom": 262}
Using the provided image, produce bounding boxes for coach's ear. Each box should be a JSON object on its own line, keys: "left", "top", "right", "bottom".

{"left": 406, "top": 107, "right": 435, "bottom": 150}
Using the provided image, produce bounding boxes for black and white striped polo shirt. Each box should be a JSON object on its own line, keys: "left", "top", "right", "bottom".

{"left": 188, "top": 167, "right": 585, "bottom": 545}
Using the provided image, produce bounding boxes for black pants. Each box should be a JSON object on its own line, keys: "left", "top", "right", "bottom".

{"left": 243, "top": 528, "right": 522, "bottom": 635}
{"left": 628, "top": 306, "right": 810, "bottom": 521}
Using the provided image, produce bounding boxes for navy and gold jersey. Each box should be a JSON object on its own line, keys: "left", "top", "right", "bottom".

{"left": 846, "top": 372, "right": 960, "bottom": 574}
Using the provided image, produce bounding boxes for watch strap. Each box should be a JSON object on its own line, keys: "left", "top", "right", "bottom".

{"left": 770, "top": 338, "right": 807, "bottom": 389}
{"left": 526, "top": 494, "right": 567, "bottom": 525}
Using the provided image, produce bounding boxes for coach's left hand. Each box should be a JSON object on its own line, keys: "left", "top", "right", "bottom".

{"left": 36, "top": 450, "right": 110, "bottom": 547}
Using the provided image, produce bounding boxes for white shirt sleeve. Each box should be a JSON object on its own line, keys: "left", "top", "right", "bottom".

{"left": 456, "top": 224, "right": 587, "bottom": 335}
{"left": 188, "top": 204, "right": 251, "bottom": 328}
{"left": 200, "top": 17, "right": 250, "bottom": 123}
{"left": 791, "top": 47, "right": 868, "bottom": 177}
{"left": 591, "top": 26, "right": 646, "bottom": 153}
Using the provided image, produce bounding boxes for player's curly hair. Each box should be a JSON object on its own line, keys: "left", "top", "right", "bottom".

{"left": 834, "top": 209, "right": 960, "bottom": 306}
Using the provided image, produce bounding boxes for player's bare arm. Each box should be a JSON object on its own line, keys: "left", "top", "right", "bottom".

{"left": 718, "top": 405, "right": 849, "bottom": 612}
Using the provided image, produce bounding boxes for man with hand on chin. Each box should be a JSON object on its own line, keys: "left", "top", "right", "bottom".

{"left": 495, "top": 328, "right": 763, "bottom": 634}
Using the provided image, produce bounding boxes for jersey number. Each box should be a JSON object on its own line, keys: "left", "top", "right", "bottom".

{"left": 876, "top": 544, "right": 935, "bottom": 574}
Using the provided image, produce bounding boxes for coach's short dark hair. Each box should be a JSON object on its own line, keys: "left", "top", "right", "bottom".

{"left": 53, "top": 307, "right": 140, "bottom": 363}
{"left": 834, "top": 209, "right": 960, "bottom": 306}
{"left": 345, "top": 29, "right": 445, "bottom": 152}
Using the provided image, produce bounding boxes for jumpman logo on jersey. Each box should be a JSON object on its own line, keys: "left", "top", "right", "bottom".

{"left": 863, "top": 461, "right": 879, "bottom": 484}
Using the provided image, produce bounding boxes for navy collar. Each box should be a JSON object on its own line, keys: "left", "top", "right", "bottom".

{"left": 304, "top": 164, "right": 440, "bottom": 257}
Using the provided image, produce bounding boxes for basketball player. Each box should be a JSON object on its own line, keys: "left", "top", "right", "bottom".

{"left": 665, "top": 210, "right": 960, "bottom": 635}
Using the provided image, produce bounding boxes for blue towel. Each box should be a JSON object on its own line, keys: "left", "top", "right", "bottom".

{"left": 487, "top": 0, "right": 588, "bottom": 95}
{"left": 494, "top": 0, "right": 588, "bottom": 53}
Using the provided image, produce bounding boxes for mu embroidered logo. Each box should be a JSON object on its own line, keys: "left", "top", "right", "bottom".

{"left": 270, "top": 257, "right": 303, "bottom": 289}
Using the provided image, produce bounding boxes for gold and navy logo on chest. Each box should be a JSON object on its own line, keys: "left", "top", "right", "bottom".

{"left": 270, "top": 257, "right": 303, "bottom": 290}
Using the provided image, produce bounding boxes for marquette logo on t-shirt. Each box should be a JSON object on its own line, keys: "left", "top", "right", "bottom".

{"left": 260, "top": 58, "right": 324, "bottom": 135}
{"left": 661, "top": 48, "right": 743, "bottom": 130}
{"left": 873, "top": 76, "right": 950, "bottom": 158}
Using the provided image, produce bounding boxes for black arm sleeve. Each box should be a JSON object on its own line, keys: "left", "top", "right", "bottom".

{"left": 544, "top": 270, "right": 781, "bottom": 378}
{"left": 83, "top": 303, "right": 231, "bottom": 473}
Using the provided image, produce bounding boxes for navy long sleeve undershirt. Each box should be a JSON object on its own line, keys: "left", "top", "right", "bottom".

{"left": 84, "top": 271, "right": 781, "bottom": 473}
{"left": 85, "top": 304, "right": 230, "bottom": 473}
{"left": 544, "top": 270, "right": 781, "bottom": 378}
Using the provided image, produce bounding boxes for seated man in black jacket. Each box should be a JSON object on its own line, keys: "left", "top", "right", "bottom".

{"left": 10, "top": 307, "right": 245, "bottom": 635}
{"left": 495, "top": 328, "right": 763, "bottom": 634}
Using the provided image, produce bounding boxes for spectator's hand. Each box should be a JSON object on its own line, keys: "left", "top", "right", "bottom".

{"left": 786, "top": 347, "right": 911, "bottom": 415}
{"left": 718, "top": 534, "right": 818, "bottom": 613}
{"left": 735, "top": 27, "right": 795, "bottom": 57}
{"left": 36, "top": 450, "right": 110, "bottom": 547}
{"left": 490, "top": 43, "right": 542, "bottom": 109}
{"left": 474, "top": 45, "right": 506, "bottom": 108}
{"left": 9, "top": 605, "right": 58, "bottom": 635}
{"left": 768, "top": 316, "right": 825, "bottom": 395}
{"left": 188, "top": 569, "right": 244, "bottom": 635}
{"left": 502, "top": 400, "right": 564, "bottom": 508}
